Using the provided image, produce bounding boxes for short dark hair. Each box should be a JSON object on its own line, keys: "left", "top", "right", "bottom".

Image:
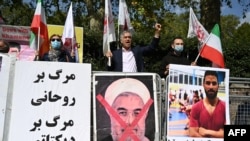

{"left": 203, "top": 70, "right": 218, "bottom": 82}
{"left": 9, "top": 41, "right": 21, "bottom": 51}
{"left": 0, "top": 39, "right": 10, "bottom": 53}
{"left": 171, "top": 36, "right": 183, "bottom": 44}
{"left": 120, "top": 30, "right": 132, "bottom": 39}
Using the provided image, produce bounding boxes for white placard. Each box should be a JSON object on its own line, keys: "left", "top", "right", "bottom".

{"left": 8, "top": 61, "right": 91, "bottom": 141}
{"left": 0, "top": 54, "right": 11, "bottom": 141}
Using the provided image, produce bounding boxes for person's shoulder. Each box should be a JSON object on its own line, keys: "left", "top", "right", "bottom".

{"left": 192, "top": 100, "right": 203, "bottom": 108}
{"left": 111, "top": 48, "right": 122, "bottom": 55}
{"left": 41, "top": 52, "right": 49, "bottom": 61}
{"left": 0, "top": 53, "right": 9, "bottom": 57}
{"left": 42, "top": 52, "right": 49, "bottom": 58}
{"left": 218, "top": 99, "right": 226, "bottom": 106}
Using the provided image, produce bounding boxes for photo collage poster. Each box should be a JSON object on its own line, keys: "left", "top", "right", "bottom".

{"left": 93, "top": 73, "right": 160, "bottom": 141}
{"left": 166, "top": 64, "right": 230, "bottom": 141}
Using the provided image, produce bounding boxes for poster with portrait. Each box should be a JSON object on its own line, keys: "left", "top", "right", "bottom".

{"left": 0, "top": 54, "right": 11, "bottom": 141}
{"left": 165, "top": 64, "right": 230, "bottom": 141}
{"left": 93, "top": 72, "right": 161, "bottom": 141}
{"left": 7, "top": 61, "right": 92, "bottom": 141}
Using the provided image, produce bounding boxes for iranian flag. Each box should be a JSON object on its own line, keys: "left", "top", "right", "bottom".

{"left": 30, "top": 0, "right": 49, "bottom": 59}
{"left": 62, "top": 2, "right": 79, "bottom": 62}
{"left": 200, "top": 24, "right": 225, "bottom": 68}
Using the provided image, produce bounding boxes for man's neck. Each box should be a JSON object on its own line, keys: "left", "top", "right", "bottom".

{"left": 122, "top": 47, "right": 131, "bottom": 51}
{"left": 205, "top": 97, "right": 219, "bottom": 106}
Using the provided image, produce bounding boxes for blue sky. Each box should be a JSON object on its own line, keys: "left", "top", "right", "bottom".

{"left": 25, "top": 0, "right": 249, "bottom": 25}
{"left": 171, "top": 1, "right": 250, "bottom": 25}
{"left": 221, "top": 0, "right": 250, "bottom": 24}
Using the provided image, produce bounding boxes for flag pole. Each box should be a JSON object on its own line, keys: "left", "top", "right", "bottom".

{"left": 194, "top": 33, "right": 211, "bottom": 63}
{"left": 117, "top": 25, "right": 120, "bottom": 50}
{"left": 36, "top": 27, "right": 41, "bottom": 61}
{"left": 107, "top": 14, "right": 111, "bottom": 66}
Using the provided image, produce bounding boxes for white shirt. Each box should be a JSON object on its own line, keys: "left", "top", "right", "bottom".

{"left": 122, "top": 48, "right": 137, "bottom": 72}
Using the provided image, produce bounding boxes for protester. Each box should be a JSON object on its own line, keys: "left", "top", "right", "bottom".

{"left": 41, "top": 34, "right": 75, "bottom": 62}
{"left": 102, "top": 78, "right": 152, "bottom": 141}
{"left": 188, "top": 70, "right": 225, "bottom": 138}
{"left": 8, "top": 41, "right": 21, "bottom": 60}
{"left": 105, "top": 23, "right": 161, "bottom": 72}
{"left": 159, "top": 37, "right": 196, "bottom": 78}
{"left": 0, "top": 39, "right": 10, "bottom": 53}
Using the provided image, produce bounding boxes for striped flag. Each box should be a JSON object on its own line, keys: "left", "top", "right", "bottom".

{"left": 30, "top": 0, "right": 49, "bottom": 59}
{"left": 118, "top": 0, "right": 133, "bottom": 31}
{"left": 200, "top": 24, "right": 225, "bottom": 68}
{"left": 62, "top": 2, "right": 79, "bottom": 62}
{"left": 103, "top": 0, "right": 116, "bottom": 56}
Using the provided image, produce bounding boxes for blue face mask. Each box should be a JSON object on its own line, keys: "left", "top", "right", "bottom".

{"left": 51, "top": 41, "right": 61, "bottom": 50}
{"left": 174, "top": 45, "right": 183, "bottom": 52}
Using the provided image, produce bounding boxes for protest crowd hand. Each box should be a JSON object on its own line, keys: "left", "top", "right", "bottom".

{"left": 105, "top": 50, "right": 113, "bottom": 58}
{"left": 154, "top": 23, "right": 161, "bottom": 38}
{"left": 70, "top": 49, "right": 75, "bottom": 57}
{"left": 164, "top": 64, "right": 169, "bottom": 75}
{"left": 191, "top": 61, "right": 197, "bottom": 66}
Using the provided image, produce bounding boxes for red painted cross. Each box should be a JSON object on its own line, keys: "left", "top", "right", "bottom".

{"left": 96, "top": 94, "right": 153, "bottom": 141}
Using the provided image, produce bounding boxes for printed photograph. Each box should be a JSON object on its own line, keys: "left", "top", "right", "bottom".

{"left": 93, "top": 74, "right": 159, "bottom": 141}
{"left": 166, "top": 64, "right": 230, "bottom": 141}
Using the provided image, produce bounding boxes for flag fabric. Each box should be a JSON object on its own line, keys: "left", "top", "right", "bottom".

{"left": 62, "top": 2, "right": 79, "bottom": 63}
{"left": 187, "top": 7, "right": 209, "bottom": 44}
{"left": 200, "top": 24, "right": 225, "bottom": 68}
{"left": 118, "top": 0, "right": 133, "bottom": 31}
{"left": 29, "top": 32, "right": 38, "bottom": 59}
{"left": 103, "top": 0, "right": 116, "bottom": 55}
{"left": 30, "top": 0, "right": 50, "bottom": 59}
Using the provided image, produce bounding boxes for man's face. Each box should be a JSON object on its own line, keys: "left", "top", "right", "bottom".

{"left": 203, "top": 75, "right": 219, "bottom": 100}
{"left": 9, "top": 47, "right": 19, "bottom": 53}
{"left": 172, "top": 38, "right": 184, "bottom": 48}
{"left": 120, "top": 32, "right": 132, "bottom": 50}
{"left": 110, "top": 93, "right": 147, "bottom": 141}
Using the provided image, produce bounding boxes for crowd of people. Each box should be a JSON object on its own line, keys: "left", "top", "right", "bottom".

{"left": 1, "top": 22, "right": 199, "bottom": 76}
{"left": 1, "top": 22, "right": 226, "bottom": 139}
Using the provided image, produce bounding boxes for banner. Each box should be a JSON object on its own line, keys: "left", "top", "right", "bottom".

{"left": 7, "top": 61, "right": 91, "bottom": 141}
{"left": 0, "top": 25, "right": 30, "bottom": 43}
{"left": 0, "top": 24, "right": 84, "bottom": 62}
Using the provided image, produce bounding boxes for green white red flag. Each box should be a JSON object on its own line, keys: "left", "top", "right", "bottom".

{"left": 200, "top": 24, "right": 225, "bottom": 68}
{"left": 30, "top": 0, "right": 49, "bottom": 59}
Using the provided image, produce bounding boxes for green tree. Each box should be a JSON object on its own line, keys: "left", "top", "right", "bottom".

{"left": 224, "top": 23, "right": 250, "bottom": 77}
{"left": 1, "top": 0, "right": 250, "bottom": 77}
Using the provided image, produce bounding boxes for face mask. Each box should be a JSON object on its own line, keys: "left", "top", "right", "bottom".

{"left": 51, "top": 41, "right": 61, "bottom": 50}
{"left": 174, "top": 45, "right": 183, "bottom": 52}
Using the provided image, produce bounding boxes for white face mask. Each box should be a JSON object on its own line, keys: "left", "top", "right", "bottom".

{"left": 174, "top": 45, "right": 183, "bottom": 52}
